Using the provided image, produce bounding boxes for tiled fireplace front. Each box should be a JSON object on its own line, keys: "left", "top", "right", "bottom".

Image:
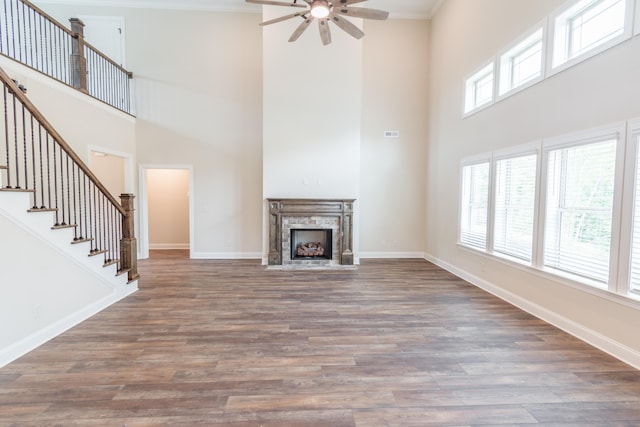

{"left": 267, "top": 199, "right": 355, "bottom": 268}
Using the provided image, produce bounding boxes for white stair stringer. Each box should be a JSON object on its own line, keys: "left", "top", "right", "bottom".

{"left": 0, "top": 190, "right": 138, "bottom": 367}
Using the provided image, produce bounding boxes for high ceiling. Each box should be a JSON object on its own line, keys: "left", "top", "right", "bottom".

{"left": 34, "top": 0, "right": 445, "bottom": 19}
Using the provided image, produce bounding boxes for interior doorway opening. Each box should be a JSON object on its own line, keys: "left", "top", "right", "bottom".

{"left": 139, "top": 166, "right": 193, "bottom": 260}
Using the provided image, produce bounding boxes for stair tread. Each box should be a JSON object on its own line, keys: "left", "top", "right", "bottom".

{"left": 88, "top": 249, "right": 108, "bottom": 257}
{"left": 52, "top": 224, "right": 77, "bottom": 230}
{"left": 71, "top": 237, "right": 94, "bottom": 245}
{"left": 28, "top": 207, "right": 58, "bottom": 213}
{"left": 104, "top": 259, "right": 120, "bottom": 267}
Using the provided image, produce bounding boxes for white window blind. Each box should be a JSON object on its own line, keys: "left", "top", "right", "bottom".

{"left": 499, "top": 29, "right": 544, "bottom": 96}
{"left": 629, "top": 136, "right": 640, "bottom": 293}
{"left": 544, "top": 139, "right": 617, "bottom": 282}
{"left": 493, "top": 154, "right": 537, "bottom": 261}
{"left": 552, "top": 0, "right": 627, "bottom": 68}
{"left": 460, "top": 162, "right": 490, "bottom": 249}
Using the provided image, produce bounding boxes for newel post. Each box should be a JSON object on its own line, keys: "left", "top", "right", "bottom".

{"left": 120, "top": 193, "right": 139, "bottom": 283}
{"left": 69, "top": 18, "right": 88, "bottom": 93}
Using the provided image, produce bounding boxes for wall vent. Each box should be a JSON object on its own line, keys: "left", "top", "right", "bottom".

{"left": 384, "top": 131, "right": 400, "bottom": 138}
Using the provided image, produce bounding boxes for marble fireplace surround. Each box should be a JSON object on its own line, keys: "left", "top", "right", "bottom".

{"left": 267, "top": 199, "right": 355, "bottom": 268}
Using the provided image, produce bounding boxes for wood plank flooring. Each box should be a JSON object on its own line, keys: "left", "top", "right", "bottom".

{"left": 2, "top": 250, "right": 640, "bottom": 426}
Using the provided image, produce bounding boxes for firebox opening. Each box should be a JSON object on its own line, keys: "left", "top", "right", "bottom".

{"left": 291, "top": 229, "right": 332, "bottom": 260}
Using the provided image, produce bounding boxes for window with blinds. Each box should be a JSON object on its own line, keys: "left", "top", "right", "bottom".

{"left": 629, "top": 136, "right": 640, "bottom": 294}
{"left": 493, "top": 154, "right": 537, "bottom": 261}
{"left": 544, "top": 139, "right": 617, "bottom": 283}
{"left": 460, "top": 162, "right": 490, "bottom": 250}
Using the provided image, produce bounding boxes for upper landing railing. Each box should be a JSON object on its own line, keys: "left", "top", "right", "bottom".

{"left": 0, "top": 0, "right": 133, "bottom": 114}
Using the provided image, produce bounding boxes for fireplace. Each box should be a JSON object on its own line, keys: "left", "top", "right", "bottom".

{"left": 291, "top": 229, "right": 332, "bottom": 260}
{"left": 267, "top": 199, "right": 355, "bottom": 268}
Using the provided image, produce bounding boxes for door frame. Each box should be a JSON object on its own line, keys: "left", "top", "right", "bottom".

{"left": 138, "top": 164, "right": 195, "bottom": 260}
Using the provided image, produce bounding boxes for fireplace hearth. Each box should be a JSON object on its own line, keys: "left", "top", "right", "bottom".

{"left": 267, "top": 199, "right": 355, "bottom": 268}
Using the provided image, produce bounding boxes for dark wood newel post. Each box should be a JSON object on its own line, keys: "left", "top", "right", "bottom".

{"left": 69, "top": 18, "right": 88, "bottom": 93}
{"left": 120, "top": 193, "right": 139, "bottom": 283}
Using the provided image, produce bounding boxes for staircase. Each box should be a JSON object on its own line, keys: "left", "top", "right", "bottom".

{"left": 0, "top": 67, "right": 138, "bottom": 367}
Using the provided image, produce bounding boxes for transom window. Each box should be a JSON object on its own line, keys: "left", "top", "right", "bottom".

{"left": 499, "top": 28, "right": 544, "bottom": 96}
{"left": 464, "top": 64, "right": 494, "bottom": 115}
{"left": 552, "top": 0, "right": 628, "bottom": 68}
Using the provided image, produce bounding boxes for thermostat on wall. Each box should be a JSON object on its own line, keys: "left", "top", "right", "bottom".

{"left": 384, "top": 131, "right": 400, "bottom": 138}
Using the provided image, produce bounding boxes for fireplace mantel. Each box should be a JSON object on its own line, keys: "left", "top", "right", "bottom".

{"left": 267, "top": 198, "right": 355, "bottom": 267}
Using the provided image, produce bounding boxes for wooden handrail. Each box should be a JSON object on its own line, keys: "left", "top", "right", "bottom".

{"left": 83, "top": 40, "right": 134, "bottom": 78}
{"left": 0, "top": 66, "right": 126, "bottom": 216}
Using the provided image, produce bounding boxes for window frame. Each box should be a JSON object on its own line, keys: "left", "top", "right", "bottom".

{"left": 497, "top": 22, "right": 547, "bottom": 100}
{"left": 538, "top": 123, "right": 627, "bottom": 290}
{"left": 463, "top": 61, "right": 495, "bottom": 117}
{"left": 618, "top": 119, "right": 640, "bottom": 296}
{"left": 548, "top": 0, "right": 635, "bottom": 76}
{"left": 635, "top": 0, "right": 640, "bottom": 36}
{"left": 458, "top": 156, "right": 492, "bottom": 251}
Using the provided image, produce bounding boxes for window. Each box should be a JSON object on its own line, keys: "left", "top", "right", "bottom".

{"left": 499, "top": 28, "right": 545, "bottom": 97}
{"left": 543, "top": 138, "right": 618, "bottom": 283}
{"left": 493, "top": 154, "right": 538, "bottom": 261}
{"left": 551, "top": 0, "right": 631, "bottom": 70}
{"left": 464, "top": 63, "right": 494, "bottom": 115}
{"left": 460, "top": 161, "right": 490, "bottom": 249}
{"left": 636, "top": 0, "right": 640, "bottom": 36}
{"left": 629, "top": 134, "right": 640, "bottom": 294}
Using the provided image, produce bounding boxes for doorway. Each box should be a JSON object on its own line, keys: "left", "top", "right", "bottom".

{"left": 139, "top": 166, "right": 193, "bottom": 259}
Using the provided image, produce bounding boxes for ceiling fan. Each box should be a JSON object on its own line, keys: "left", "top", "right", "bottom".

{"left": 247, "top": 0, "right": 389, "bottom": 46}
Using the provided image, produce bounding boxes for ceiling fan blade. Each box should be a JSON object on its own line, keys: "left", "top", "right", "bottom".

{"left": 335, "top": 0, "right": 367, "bottom": 5}
{"left": 335, "top": 7, "right": 389, "bottom": 20}
{"left": 318, "top": 18, "right": 332, "bottom": 45}
{"left": 260, "top": 11, "right": 308, "bottom": 26}
{"left": 246, "top": 0, "right": 307, "bottom": 8}
{"left": 330, "top": 15, "right": 364, "bottom": 39}
{"left": 289, "top": 16, "right": 314, "bottom": 42}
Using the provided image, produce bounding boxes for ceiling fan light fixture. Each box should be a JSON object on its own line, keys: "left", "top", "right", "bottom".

{"left": 310, "top": 0, "right": 330, "bottom": 18}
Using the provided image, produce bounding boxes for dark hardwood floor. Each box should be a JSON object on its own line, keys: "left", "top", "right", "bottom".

{"left": 2, "top": 250, "right": 640, "bottom": 426}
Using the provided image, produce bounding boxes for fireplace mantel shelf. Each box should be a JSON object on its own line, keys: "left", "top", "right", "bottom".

{"left": 267, "top": 198, "right": 355, "bottom": 268}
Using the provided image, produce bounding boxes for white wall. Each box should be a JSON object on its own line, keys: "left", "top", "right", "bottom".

{"left": 37, "top": 4, "right": 264, "bottom": 258}
{"left": 262, "top": 6, "right": 362, "bottom": 200}
{"left": 0, "top": 56, "right": 136, "bottom": 167}
{"left": 427, "top": 0, "right": 640, "bottom": 366}
{"left": 360, "top": 19, "right": 429, "bottom": 256}
{"left": 33, "top": 3, "right": 430, "bottom": 259}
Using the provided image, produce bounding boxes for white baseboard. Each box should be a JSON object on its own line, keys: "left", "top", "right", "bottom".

{"left": 0, "top": 285, "right": 137, "bottom": 368}
{"left": 149, "top": 243, "right": 190, "bottom": 250}
{"left": 359, "top": 251, "right": 426, "bottom": 259}
{"left": 190, "top": 252, "right": 262, "bottom": 260}
{"left": 424, "top": 252, "right": 640, "bottom": 370}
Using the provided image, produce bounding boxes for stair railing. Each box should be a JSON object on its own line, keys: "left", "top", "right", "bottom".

{"left": 0, "top": 0, "right": 133, "bottom": 114}
{"left": 0, "top": 66, "right": 138, "bottom": 282}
